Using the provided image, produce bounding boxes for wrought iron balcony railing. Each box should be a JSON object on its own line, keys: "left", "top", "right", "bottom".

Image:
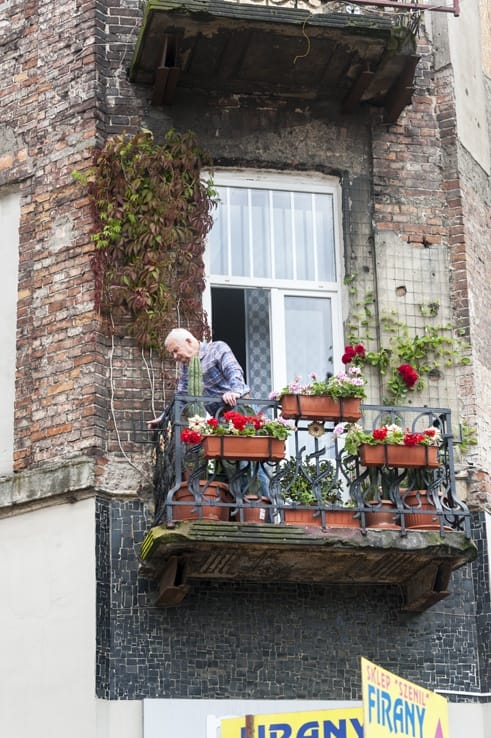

{"left": 148, "top": 394, "right": 472, "bottom": 537}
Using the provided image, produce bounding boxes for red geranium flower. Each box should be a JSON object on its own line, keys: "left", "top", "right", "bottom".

{"left": 403, "top": 432, "right": 424, "bottom": 446}
{"left": 181, "top": 428, "right": 203, "bottom": 445}
{"left": 252, "top": 416, "right": 264, "bottom": 431}
{"left": 342, "top": 343, "right": 366, "bottom": 364}
{"left": 372, "top": 427, "right": 388, "bottom": 441}
{"left": 342, "top": 345, "right": 356, "bottom": 364}
{"left": 398, "top": 364, "right": 419, "bottom": 388}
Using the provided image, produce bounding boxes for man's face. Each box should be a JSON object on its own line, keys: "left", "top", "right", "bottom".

{"left": 166, "top": 336, "right": 196, "bottom": 363}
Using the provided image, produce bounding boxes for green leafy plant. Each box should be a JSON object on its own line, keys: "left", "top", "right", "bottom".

{"left": 345, "top": 286, "right": 471, "bottom": 404}
{"left": 270, "top": 365, "right": 366, "bottom": 401}
{"left": 73, "top": 129, "right": 216, "bottom": 352}
{"left": 279, "top": 456, "right": 343, "bottom": 506}
{"left": 455, "top": 419, "right": 478, "bottom": 456}
{"left": 336, "top": 422, "right": 442, "bottom": 457}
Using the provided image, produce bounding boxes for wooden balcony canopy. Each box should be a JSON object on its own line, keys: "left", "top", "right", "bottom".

{"left": 129, "top": 0, "right": 420, "bottom": 122}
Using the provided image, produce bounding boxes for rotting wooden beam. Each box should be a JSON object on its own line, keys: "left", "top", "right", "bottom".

{"left": 383, "top": 54, "right": 420, "bottom": 123}
{"left": 342, "top": 68, "right": 375, "bottom": 113}
{"left": 151, "top": 34, "right": 180, "bottom": 106}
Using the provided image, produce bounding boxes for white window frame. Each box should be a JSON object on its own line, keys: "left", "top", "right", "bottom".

{"left": 203, "top": 169, "right": 345, "bottom": 390}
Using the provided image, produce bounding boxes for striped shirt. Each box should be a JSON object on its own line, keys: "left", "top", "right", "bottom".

{"left": 177, "top": 341, "right": 250, "bottom": 400}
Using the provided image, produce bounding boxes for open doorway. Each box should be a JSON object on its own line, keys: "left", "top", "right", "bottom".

{"left": 211, "top": 286, "right": 272, "bottom": 399}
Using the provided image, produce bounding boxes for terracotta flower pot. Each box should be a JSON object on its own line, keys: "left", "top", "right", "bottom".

{"left": 280, "top": 394, "right": 362, "bottom": 422}
{"left": 364, "top": 499, "right": 401, "bottom": 529}
{"left": 171, "top": 481, "right": 231, "bottom": 522}
{"left": 358, "top": 443, "right": 439, "bottom": 468}
{"left": 403, "top": 489, "right": 441, "bottom": 529}
{"left": 241, "top": 495, "right": 271, "bottom": 523}
{"left": 202, "top": 435, "right": 286, "bottom": 461}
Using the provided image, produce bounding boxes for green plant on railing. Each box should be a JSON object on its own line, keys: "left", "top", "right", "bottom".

{"left": 73, "top": 128, "right": 216, "bottom": 353}
{"left": 279, "top": 457, "right": 343, "bottom": 506}
{"left": 455, "top": 419, "right": 478, "bottom": 456}
{"left": 345, "top": 279, "right": 471, "bottom": 405}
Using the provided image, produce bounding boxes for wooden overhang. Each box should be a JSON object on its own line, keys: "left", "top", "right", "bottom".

{"left": 140, "top": 521, "right": 477, "bottom": 611}
{"left": 129, "top": 0, "right": 420, "bottom": 123}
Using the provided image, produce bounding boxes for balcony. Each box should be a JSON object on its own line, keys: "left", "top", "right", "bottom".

{"left": 139, "top": 395, "right": 476, "bottom": 612}
{"left": 129, "top": 0, "right": 422, "bottom": 123}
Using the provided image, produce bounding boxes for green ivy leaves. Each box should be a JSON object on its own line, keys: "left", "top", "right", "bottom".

{"left": 75, "top": 129, "right": 216, "bottom": 352}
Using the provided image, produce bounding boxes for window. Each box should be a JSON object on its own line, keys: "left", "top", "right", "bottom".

{"left": 204, "top": 170, "right": 344, "bottom": 399}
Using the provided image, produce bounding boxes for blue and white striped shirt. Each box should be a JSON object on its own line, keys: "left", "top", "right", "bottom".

{"left": 177, "top": 341, "right": 250, "bottom": 399}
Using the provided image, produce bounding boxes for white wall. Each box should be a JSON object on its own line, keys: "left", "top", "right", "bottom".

{"left": 0, "top": 498, "right": 97, "bottom": 738}
{"left": 0, "top": 188, "right": 20, "bottom": 475}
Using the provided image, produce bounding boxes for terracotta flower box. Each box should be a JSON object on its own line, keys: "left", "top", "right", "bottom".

{"left": 283, "top": 507, "right": 322, "bottom": 526}
{"left": 358, "top": 443, "right": 439, "bottom": 468}
{"left": 202, "top": 435, "right": 286, "bottom": 461}
{"left": 280, "top": 395, "right": 362, "bottom": 422}
{"left": 325, "top": 508, "right": 360, "bottom": 528}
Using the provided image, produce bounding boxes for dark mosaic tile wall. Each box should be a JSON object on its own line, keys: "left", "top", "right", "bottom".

{"left": 96, "top": 498, "right": 489, "bottom": 702}
{"left": 471, "top": 514, "right": 491, "bottom": 692}
{"left": 96, "top": 499, "right": 111, "bottom": 695}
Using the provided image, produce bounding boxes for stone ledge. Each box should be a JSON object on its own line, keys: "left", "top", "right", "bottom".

{"left": 0, "top": 456, "right": 96, "bottom": 509}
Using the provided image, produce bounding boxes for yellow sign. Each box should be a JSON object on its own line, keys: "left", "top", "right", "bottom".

{"left": 361, "top": 657, "right": 448, "bottom": 738}
{"left": 220, "top": 708, "right": 363, "bottom": 738}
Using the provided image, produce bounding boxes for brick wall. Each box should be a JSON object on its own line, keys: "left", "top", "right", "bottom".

{"left": 1, "top": 0, "right": 100, "bottom": 471}
{"left": 2, "top": 0, "right": 488, "bottom": 507}
{"left": 0, "top": 0, "right": 155, "bottom": 488}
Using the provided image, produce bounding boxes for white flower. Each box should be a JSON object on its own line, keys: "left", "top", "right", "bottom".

{"left": 188, "top": 415, "right": 208, "bottom": 432}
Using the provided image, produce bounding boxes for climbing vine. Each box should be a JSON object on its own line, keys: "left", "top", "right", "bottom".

{"left": 344, "top": 277, "right": 471, "bottom": 405}
{"left": 74, "top": 129, "right": 216, "bottom": 353}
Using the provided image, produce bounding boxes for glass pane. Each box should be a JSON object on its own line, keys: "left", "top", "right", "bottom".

{"left": 293, "top": 192, "right": 314, "bottom": 281}
{"left": 209, "top": 187, "right": 228, "bottom": 275}
{"left": 229, "top": 188, "right": 249, "bottom": 277}
{"left": 315, "top": 194, "right": 336, "bottom": 282}
{"left": 272, "top": 191, "right": 293, "bottom": 279}
{"left": 207, "top": 180, "right": 337, "bottom": 284}
{"left": 251, "top": 189, "right": 271, "bottom": 279}
{"left": 284, "top": 296, "right": 333, "bottom": 384}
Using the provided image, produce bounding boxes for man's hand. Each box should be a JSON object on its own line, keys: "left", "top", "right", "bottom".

{"left": 222, "top": 391, "right": 240, "bottom": 406}
{"left": 147, "top": 415, "right": 164, "bottom": 429}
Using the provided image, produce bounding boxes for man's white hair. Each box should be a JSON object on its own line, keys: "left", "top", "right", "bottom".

{"left": 164, "top": 327, "right": 196, "bottom": 348}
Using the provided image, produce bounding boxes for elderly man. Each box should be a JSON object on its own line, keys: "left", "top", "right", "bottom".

{"left": 147, "top": 328, "right": 250, "bottom": 427}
